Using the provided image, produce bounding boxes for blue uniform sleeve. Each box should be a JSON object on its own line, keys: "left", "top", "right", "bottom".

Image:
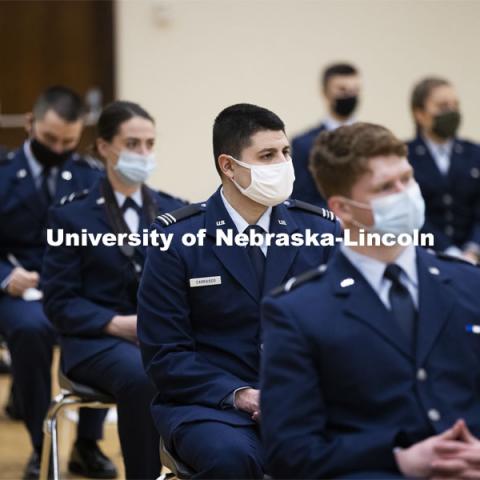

{"left": 42, "top": 208, "right": 117, "bottom": 336}
{"left": 137, "top": 230, "right": 252, "bottom": 408}
{"left": 0, "top": 258, "right": 13, "bottom": 289}
{"left": 260, "top": 296, "right": 400, "bottom": 478}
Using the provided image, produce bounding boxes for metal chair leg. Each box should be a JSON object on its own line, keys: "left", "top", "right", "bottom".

{"left": 40, "top": 392, "right": 116, "bottom": 480}
{"left": 40, "top": 392, "right": 75, "bottom": 480}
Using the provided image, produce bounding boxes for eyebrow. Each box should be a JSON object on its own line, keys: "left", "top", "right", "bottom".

{"left": 257, "top": 146, "right": 290, "bottom": 154}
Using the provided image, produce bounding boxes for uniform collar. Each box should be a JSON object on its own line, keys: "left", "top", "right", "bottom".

{"left": 323, "top": 115, "right": 356, "bottom": 132}
{"left": 114, "top": 188, "right": 143, "bottom": 209}
{"left": 23, "top": 140, "right": 58, "bottom": 178}
{"left": 220, "top": 187, "right": 271, "bottom": 233}
{"left": 340, "top": 244, "right": 418, "bottom": 294}
{"left": 422, "top": 135, "right": 454, "bottom": 158}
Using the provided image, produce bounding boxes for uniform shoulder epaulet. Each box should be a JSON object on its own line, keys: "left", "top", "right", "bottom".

{"left": 156, "top": 202, "right": 205, "bottom": 227}
{"left": 431, "top": 250, "right": 478, "bottom": 267}
{"left": 284, "top": 199, "right": 336, "bottom": 222}
{"left": 57, "top": 189, "right": 90, "bottom": 206}
{"left": 270, "top": 264, "right": 328, "bottom": 297}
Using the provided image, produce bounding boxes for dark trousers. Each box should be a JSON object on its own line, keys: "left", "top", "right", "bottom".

{"left": 69, "top": 340, "right": 160, "bottom": 479}
{"left": 0, "top": 296, "right": 105, "bottom": 452}
{"left": 172, "top": 421, "right": 264, "bottom": 479}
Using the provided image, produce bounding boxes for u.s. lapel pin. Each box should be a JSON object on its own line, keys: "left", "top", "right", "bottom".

{"left": 61, "top": 170, "right": 72, "bottom": 181}
{"left": 278, "top": 219, "right": 287, "bottom": 225}
{"left": 340, "top": 277, "right": 355, "bottom": 288}
{"left": 216, "top": 220, "right": 225, "bottom": 226}
{"left": 428, "top": 267, "right": 440, "bottom": 276}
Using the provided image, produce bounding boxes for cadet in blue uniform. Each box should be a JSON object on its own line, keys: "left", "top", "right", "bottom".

{"left": 0, "top": 87, "right": 115, "bottom": 479}
{"left": 138, "top": 103, "right": 341, "bottom": 479}
{"left": 291, "top": 63, "right": 361, "bottom": 206}
{"left": 407, "top": 77, "right": 480, "bottom": 261}
{"left": 42, "top": 101, "right": 185, "bottom": 479}
{"left": 261, "top": 123, "right": 480, "bottom": 479}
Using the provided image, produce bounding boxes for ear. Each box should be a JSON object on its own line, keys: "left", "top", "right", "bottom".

{"left": 218, "top": 154, "right": 235, "bottom": 179}
{"left": 328, "top": 195, "right": 353, "bottom": 225}
{"left": 24, "top": 112, "right": 34, "bottom": 135}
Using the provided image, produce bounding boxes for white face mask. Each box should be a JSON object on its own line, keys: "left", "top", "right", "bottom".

{"left": 229, "top": 156, "right": 295, "bottom": 207}
{"left": 346, "top": 182, "right": 425, "bottom": 235}
{"left": 114, "top": 150, "right": 156, "bottom": 185}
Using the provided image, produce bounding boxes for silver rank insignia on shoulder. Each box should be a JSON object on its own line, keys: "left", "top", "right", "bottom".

{"left": 16, "top": 168, "right": 27, "bottom": 179}
{"left": 61, "top": 170, "right": 72, "bottom": 181}
{"left": 278, "top": 219, "right": 287, "bottom": 225}
{"left": 340, "top": 277, "right": 355, "bottom": 288}
{"left": 216, "top": 220, "right": 225, "bottom": 226}
{"left": 157, "top": 213, "right": 177, "bottom": 226}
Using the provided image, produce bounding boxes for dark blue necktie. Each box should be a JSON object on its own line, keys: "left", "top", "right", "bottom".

{"left": 40, "top": 168, "right": 52, "bottom": 205}
{"left": 245, "top": 225, "right": 266, "bottom": 291}
{"left": 384, "top": 263, "right": 417, "bottom": 350}
{"left": 121, "top": 197, "right": 141, "bottom": 215}
{"left": 121, "top": 197, "right": 145, "bottom": 232}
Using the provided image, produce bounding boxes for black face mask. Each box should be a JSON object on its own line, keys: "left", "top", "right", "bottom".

{"left": 30, "top": 138, "right": 73, "bottom": 168}
{"left": 333, "top": 95, "right": 358, "bottom": 117}
{"left": 431, "top": 110, "right": 461, "bottom": 140}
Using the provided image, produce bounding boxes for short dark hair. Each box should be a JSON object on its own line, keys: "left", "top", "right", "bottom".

{"left": 310, "top": 122, "right": 407, "bottom": 199}
{"left": 322, "top": 63, "right": 358, "bottom": 91}
{"left": 96, "top": 100, "right": 154, "bottom": 142}
{"left": 212, "top": 103, "right": 285, "bottom": 176}
{"left": 411, "top": 76, "right": 451, "bottom": 111}
{"left": 32, "top": 85, "right": 86, "bottom": 122}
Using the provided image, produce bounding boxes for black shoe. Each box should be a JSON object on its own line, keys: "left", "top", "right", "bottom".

{"left": 68, "top": 440, "right": 117, "bottom": 479}
{"left": 23, "top": 452, "right": 40, "bottom": 480}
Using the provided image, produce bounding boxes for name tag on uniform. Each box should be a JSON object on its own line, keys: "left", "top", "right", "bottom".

{"left": 189, "top": 276, "right": 222, "bottom": 288}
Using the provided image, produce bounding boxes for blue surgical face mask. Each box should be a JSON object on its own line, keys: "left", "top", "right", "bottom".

{"left": 344, "top": 182, "right": 426, "bottom": 235}
{"left": 114, "top": 150, "right": 156, "bottom": 185}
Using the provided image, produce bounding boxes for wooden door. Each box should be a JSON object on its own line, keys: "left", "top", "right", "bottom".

{"left": 0, "top": 0, "right": 115, "bottom": 152}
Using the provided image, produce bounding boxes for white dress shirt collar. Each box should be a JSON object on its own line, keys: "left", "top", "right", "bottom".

{"left": 114, "top": 188, "right": 143, "bottom": 209}
{"left": 340, "top": 244, "right": 419, "bottom": 308}
{"left": 323, "top": 115, "right": 356, "bottom": 132}
{"left": 220, "top": 188, "right": 271, "bottom": 234}
{"left": 423, "top": 136, "right": 454, "bottom": 175}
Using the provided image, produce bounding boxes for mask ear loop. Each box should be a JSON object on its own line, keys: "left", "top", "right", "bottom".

{"left": 340, "top": 197, "right": 373, "bottom": 232}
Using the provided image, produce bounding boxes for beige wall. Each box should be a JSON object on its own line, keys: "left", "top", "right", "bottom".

{"left": 115, "top": 0, "right": 480, "bottom": 202}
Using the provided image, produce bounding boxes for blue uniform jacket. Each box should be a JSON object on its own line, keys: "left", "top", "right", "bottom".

{"left": 42, "top": 179, "right": 185, "bottom": 372}
{"left": 138, "top": 187, "right": 341, "bottom": 445}
{"left": 0, "top": 145, "right": 103, "bottom": 288}
{"left": 407, "top": 135, "right": 480, "bottom": 251}
{"left": 261, "top": 247, "right": 480, "bottom": 479}
{"left": 291, "top": 123, "right": 327, "bottom": 206}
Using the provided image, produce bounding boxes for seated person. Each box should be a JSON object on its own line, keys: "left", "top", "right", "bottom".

{"left": 42, "top": 100, "right": 185, "bottom": 479}
{"left": 407, "top": 76, "right": 480, "bottom": 262}
{"left": 0, "top": 86, "right": 113, "bottom": 479}
{"left": 137, "top": 103, "right": 341, "bottom": 479}
{"left": 261, "top": 122, "right": 480, "bottom": 479}
{"left": 291, "top": 62, "right": 361, "bottom": 206}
